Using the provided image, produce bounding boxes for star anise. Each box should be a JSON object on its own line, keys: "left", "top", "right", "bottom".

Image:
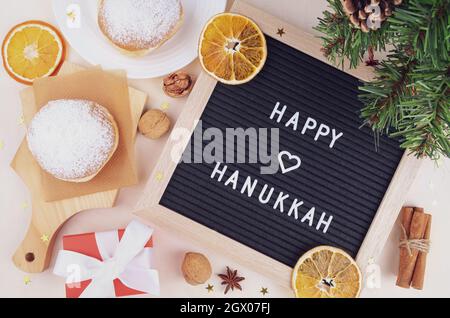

{"left": 218, "top": 266, "right": 245, "bottom": 294}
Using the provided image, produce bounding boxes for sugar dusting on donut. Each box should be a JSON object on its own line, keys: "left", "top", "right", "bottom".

{"left": 27, "top": 99, "right": 116, "bottom": 181}
{"left": 99, "top": 0, "right": 182, "bottom": 50}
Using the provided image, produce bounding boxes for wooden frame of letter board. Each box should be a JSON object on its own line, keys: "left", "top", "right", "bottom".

{"left": 134, "top": 0, "right": 422, "bottom": 292}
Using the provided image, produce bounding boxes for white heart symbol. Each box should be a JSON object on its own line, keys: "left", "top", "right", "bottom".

{"left": 278, "top": 151, "right": 301, "bottom": 174}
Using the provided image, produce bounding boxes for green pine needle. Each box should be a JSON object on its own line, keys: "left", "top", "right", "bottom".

{"left": 316, "top": 0, "right": 450, "bottom": 159}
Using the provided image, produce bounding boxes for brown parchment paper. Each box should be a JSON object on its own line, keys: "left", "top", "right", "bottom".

{"left": 31, "top": 68, "right": 138, "bottom": 202}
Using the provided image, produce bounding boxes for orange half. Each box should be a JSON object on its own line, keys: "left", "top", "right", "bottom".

{"left": 2, "top": 20, "right": 65, "bottom": 85}
{"left": 291, "top": 246, "right": 362, "bottom": 298}
{"left": 199, "top": 13, "right": 267, "bottom": 85}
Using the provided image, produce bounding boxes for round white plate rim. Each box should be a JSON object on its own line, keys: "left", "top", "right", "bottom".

{"left": 52, "top": 0, "right": 226, "bottom": 79}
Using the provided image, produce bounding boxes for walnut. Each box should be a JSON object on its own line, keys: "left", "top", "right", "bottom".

{"left": 138, "top": 109, "right": 171, "bottom": 139}
{"left": 181, "top": 252, "right": 212, "bottom": 285}
{"left": 163, "top": 72, "right": 194, "bottom": 98}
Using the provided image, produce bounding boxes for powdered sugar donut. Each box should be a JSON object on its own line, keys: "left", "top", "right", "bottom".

{"left": 98, "top": 0, "right": 184, "bottom": 56}
{"left": 27, "top": 99, "right": 119, "bottom": 183}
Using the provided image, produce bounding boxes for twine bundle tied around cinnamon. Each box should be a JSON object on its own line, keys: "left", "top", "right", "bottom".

{"left": 396, "top": 207, "right": 432, "bottom": 290}
{"left": 399, "top": 225, "right": 431, "bottom": 256}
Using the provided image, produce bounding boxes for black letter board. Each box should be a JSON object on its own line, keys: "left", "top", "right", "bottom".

{"left": 159, "top": 36, "right": 404, "bottom": 267}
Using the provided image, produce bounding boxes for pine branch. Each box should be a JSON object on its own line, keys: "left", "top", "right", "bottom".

{"left": 359, "top": 0, "right": 450, "bottom": 159}
{"left": 361, "top": 55, "right": 449, "bottom": 159}
{"left": 393, "top": 64, "right": 450, "bottom": 158}
{"left": 314, "top": 0, "right": 390, "bottom": 68}
{"left": 317, "top": 0, "right": 449, "bottom": 159}
{"left": 360, "top": 53, "right": 416, "bottom": 130}
{"left": 388, "top": 0, "right": 450, "bottom": 68}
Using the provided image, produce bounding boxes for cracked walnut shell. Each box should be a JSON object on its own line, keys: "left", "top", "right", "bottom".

{"left": 163, "top": 72, "right": 194, "bottom": 98}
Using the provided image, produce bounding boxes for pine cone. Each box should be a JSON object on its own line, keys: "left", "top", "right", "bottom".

{"left": 341, "top": 0, "right": 357, "bottom": 15}
{"left": 360, "top": 20, "right": 370, "bottom": 33}
{"left": 341, "top": 0, "right": 402, "bottom": 32}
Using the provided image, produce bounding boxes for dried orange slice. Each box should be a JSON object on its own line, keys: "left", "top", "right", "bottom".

{"left": 2, "top": 21, "right": 65, "bottom": 85}
{"left": 199, "top": 13, "right": 267, "bottom": 85}
{"left": 292, "top": 246, "right": 362, "bottom": 298}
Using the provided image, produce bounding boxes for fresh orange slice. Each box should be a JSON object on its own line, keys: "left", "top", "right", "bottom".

{"left": 199, "top": 13, "right": 267, "bottom": 85}
{"left": 2, "top": 21, "right": 65, "bottom": 85}
{"left": 291, "top": 246, "right": 362, "bottom": 298}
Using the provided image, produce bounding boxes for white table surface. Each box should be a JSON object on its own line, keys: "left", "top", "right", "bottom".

{"left": 0, "top": 0, "right": 449, "bottom": 298}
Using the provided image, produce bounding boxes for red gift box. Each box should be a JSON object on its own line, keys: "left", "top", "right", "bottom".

{"left": 54, "top": 221, "right": 159, "bottom": 298}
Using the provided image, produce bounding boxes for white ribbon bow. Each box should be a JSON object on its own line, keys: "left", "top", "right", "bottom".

{"left": 53, "top": 220, "right": 160, "bottom": 298}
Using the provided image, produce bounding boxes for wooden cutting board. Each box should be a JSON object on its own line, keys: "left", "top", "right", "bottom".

{"left": 11, "top": 62, "right": 147, "bottom": 273}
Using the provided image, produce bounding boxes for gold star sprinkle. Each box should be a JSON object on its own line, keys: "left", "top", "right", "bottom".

{"left": 368, "top": 257, "right": 375, "bottom": 265}
{"left": 21, "top": 201, "right": 29, "bottom": 209}
{"left": 18, "top": 115, "right": 25, "bottom": 126}
{"left": 260, "top": 287, "right": 269, "bottom": 296}
{"left": 160, "top": 102, "right": 170, "bottom": 110}
{"left": 155, "top": 171, "right": 164, "bottom": 182}
{"left": 206, "top": 284, "right": 214, "bottom": 293}
{"left": 276, "top": 28, "right": 286, "bottom": 37}
{"left": 0, "top": 140, "right": 4, "bottom": 150}
{"left": 40, "top": 234, "right": 50, "bottom": 243}
{"left": 24, "top": 276, "right": 31, "bottom": 285}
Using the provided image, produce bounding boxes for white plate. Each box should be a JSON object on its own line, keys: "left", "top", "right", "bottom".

{"left": 52, "top": 0, "right": 226, "bottom": 78}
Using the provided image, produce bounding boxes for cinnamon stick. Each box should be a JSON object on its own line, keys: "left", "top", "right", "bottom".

{"left": 395, "top": 207, "right": 414, "bottom": 288}
{"left": 414, "top": 207, "right": 424, "bottom": 214}
{"left": 411, "top": 214, "right": 432, "bottom": 290}
{"left": 402, "top": 207, "right": 414, "bottom": 237}
{"left": 396, "top": 207, "right": 428, "bottom": 288}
